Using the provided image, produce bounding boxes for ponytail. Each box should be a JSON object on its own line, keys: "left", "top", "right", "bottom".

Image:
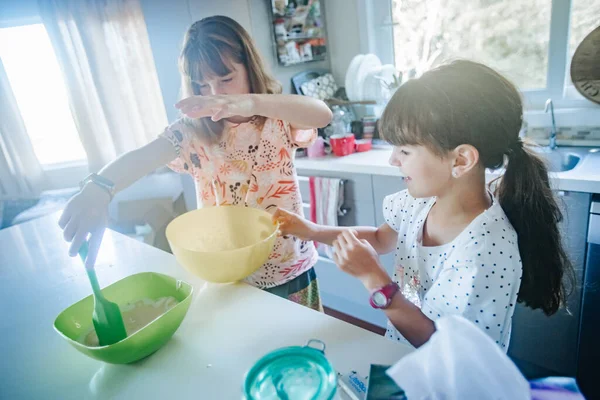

{"left": 494, "top": 139, "right": 574, "bottom": 315}
{"left": 377, "top": 59, "right": 575, "bottom": 315}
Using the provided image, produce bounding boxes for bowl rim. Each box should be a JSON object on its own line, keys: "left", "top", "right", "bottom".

{"left": 53, "top": 272, "right": 194, "bottom": 349}
{"left": 165, "top": 206, "right": 280, "bottom": 254}
{"left": 242, "top": 344, "right": 337, "bottom": 398}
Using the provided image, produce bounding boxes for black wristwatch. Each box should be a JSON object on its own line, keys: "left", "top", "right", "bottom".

{"left": 79, "top": 173, "right": 115, "bottom": 201}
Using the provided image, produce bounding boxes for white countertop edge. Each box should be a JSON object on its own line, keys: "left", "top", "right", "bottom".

{"left": 295, "top": 150, "right": 600, "bottom": 195}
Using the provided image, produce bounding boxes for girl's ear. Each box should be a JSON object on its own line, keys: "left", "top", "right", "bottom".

{"left": 451, "top": 144, "right": 480, "bottom": 178}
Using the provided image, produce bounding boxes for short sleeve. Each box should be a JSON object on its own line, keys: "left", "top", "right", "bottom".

{"left": 159, "top": 119, "right": 200, "bottom": 175}
{"left": 282, "top": 120, "right": 317, "bottom": 149}
{"left": 382, "top": 190, "right": 411, "bottom": 231}
{"left": 421, "top": 239, "right": 519, "bottom": 347}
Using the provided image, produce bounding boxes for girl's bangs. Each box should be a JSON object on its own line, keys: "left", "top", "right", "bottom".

{"left": 181, "top": 40, "right": 237, "bottom": 84}
{"left": 378, "top": 79, "right": 450, "bottom": 154}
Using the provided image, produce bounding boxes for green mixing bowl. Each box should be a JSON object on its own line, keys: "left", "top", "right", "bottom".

{"left": 54, "top": 272, "right": 193, "bottom": 364}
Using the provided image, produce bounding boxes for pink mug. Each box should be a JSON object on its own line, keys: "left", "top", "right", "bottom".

{"left": 307, "top": 136, "right": 326, "bottom": 158}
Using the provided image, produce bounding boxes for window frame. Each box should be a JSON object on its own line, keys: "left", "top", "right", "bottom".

{"left": 0, "top": 18, "right": 88, "bottom": 189}
{"left": 357, "top": 0, "right": 600, "bottom": 127}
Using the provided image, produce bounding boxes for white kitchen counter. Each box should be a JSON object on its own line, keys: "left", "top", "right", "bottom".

{"left": 296, "top": 148, "right": 600, "bottom": 194}
{"left": 0, "top": 214, "right": 412, "bottom": 399}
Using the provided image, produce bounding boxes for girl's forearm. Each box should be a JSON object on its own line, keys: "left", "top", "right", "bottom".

{"left": 384, "top": 295, "right": 436, "bottom": 347}
{"left": 252, "top": 94, "right": 332, "bottom": 129}
{"left": 97, "top": 137, "right": 177, "bottom": 194}
{"left": 363, "top": 272, "right": 436, "bottom": 347}
{"left": 309, "top": 224, "right": 394, "bottom": 255}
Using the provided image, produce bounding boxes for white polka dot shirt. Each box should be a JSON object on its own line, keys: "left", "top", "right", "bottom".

{"left": 383, "top": 190, "right": 522, "bottom": 351}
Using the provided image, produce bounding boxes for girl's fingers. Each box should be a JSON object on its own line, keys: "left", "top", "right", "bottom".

{"left": 63, "top": 215, "right": 80, "bottom": 242}
{"left": 58, "top": 208, "right": 71, "bottom": 229}
{"left": 177, "top": 96, "right": 225, "bottom": 114}
{"left": 85, "top": 228, "right": 105, "bottom": 268}
{"left": 211, "top": 106, "right": 228, "bottom": 122}
{"left": 183, "top": 106, "right": 213, "bottom": 119}
{"left": 271, "top": 211, "right": 280, "bottom": 224}
{"left": 69, "top": 229, "right": 89, "bottom": 257}
{"left": 276, "top": 208, "right": 295, "bottom": 218}
{"left": 175, "top": 96, "right": 205, "bottom": 109}
{"left": 333, "top": 241, "right": 343, "bottom": 261}
{"left": 333, "top": 251, "right": 341, "bottom": 266}
{"left": 340, "top": 229, "right": 358, "bottom": 244}
{"left": 333, "top": 239, "right": 347, "bottom": 260}
{"left": 336, "top": 231, "right": 352, "bottom": 248}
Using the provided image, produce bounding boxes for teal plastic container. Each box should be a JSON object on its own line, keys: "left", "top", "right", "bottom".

{"left": 243, "top": 339, "right": 337, "bottom": 400}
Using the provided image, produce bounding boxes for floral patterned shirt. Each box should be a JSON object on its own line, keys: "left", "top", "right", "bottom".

{"left": 160, "top": 117, "right": 319, "bottom": 289}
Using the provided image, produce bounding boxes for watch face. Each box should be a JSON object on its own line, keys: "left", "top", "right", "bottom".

{"left": 372, "top": 291, "right": 387, "bottom": 307}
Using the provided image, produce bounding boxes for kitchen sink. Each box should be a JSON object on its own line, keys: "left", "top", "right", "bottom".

{"left": 539, "top": 151, "right": 582, "bottom": 172}
{"left": 532, "top": 147, "right": 593, "bottom": 173}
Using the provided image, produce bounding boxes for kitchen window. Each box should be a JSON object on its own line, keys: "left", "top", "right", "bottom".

{"left": 361, "top": 0, "right": 600, "bottom": 120}
{"left": 0, "top": 23, "right": 86, "bottom": 167}
{"left": 391, "top": 0, "right": 552, "bottom": 90}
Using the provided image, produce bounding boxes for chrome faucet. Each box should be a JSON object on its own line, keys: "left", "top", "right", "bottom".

{"left": 545, "top": 98, "right": 558, "bottom": 150}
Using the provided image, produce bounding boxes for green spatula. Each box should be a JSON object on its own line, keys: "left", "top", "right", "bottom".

{"left": 79, "top": 241, "right": 127, "bottom": 346}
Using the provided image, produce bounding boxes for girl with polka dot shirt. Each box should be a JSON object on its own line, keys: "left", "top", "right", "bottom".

{"left": 275, "top": 60, "right": 574, "bottom": 350}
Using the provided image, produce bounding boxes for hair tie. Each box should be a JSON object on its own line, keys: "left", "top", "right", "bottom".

{"left": 507, "top": 137, "right": 524, "bottom": 156}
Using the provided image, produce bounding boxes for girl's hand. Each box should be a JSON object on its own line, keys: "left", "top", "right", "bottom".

{"left": 58, "top": 184, "right": 110, "bottom": 268}
{"left": 333, "top": 230, "right": 392, "bottom": 290}
{"left": 175, "top": 94, "right": 256, "bottom": 122}
{"left": 273, "top": 208, "right": 315, "bottom": 241}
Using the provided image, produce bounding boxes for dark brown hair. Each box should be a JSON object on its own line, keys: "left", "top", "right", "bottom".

{"left": 178, "top": 15, "right": 282, "bottom": 142}
{"left": 378, "top": 60, "right": 574, "bottom": 315}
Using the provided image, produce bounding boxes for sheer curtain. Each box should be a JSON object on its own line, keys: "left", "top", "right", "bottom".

{"left": 0, "top": 59, "right": 46, "bottom": 199}
{"left": 38, "top": 0, "right": 168, "bottom": 172}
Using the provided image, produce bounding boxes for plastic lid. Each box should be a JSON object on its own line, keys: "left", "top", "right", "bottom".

{"left": 243, "top": 340, "right": 337, "bottom": 400}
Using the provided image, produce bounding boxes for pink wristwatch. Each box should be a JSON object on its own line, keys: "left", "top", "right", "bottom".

{"left": 369, "top": 282, "right": 400, "bottom": 309}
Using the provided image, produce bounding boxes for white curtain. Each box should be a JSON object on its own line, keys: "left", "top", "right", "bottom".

{"left": 0, "top": 59, "right": 46, "bottom": 199}
{"left": 38, "top": 0, "right": 168, "bottom": 172}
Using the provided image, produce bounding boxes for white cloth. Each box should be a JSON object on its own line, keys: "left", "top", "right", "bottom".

{"left": 0, "top": 59, "right": 46, "bottom": 199}
{"left": 310, "top": 176, "right": 344, "bottom": 258}
{"left": 386, "top": 315, "right": 530, "bottom": 400}
{"left": 383, "top": 190, "right": 522, "bottom": 351}
{"left": 39, "top": 0, "right": 168, "bottom": 172}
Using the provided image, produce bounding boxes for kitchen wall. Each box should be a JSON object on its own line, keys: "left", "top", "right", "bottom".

{"left": 0, "top": 0, "right": 352, "bottom": 123}
{"left": 323, "top": 0, "right": 361, "bottom": 86}
{"left": 141, "top": 0, "right": 337, "bottom": 123}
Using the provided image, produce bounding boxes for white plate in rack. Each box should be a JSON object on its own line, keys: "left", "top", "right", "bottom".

{"left": 355, "top": 54, "right": 381, "bottom": 101}
{"left": 345, "top": 54, "right": 364, "bottom": 101}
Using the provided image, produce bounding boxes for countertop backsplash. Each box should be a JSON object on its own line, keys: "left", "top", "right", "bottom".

{"left": 526, "top": 125, "right": 600, "bottom": 146}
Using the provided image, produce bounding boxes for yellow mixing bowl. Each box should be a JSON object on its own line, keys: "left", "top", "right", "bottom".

{"left": 165, "top": 206, "right": 278, "bottom": 283}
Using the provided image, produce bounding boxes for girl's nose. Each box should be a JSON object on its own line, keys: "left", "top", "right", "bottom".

{"left": 210, "top": 83, "right": 228, "bottom": 96}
